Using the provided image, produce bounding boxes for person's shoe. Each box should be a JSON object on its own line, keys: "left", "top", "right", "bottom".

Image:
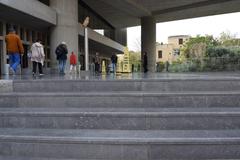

{"left": 9, "top": 67, "right": 16, "bottom": 75}
{"left": 59, "top": 72, "right": 65, "bottom": 75}
{"left": 39, "top": 74, "right": 44, "bottom": 76}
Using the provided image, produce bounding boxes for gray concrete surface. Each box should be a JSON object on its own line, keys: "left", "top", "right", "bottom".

{"left": 0, "top": 80, "right": 12, "bottom": 93}
{"left": 1, "top": 91, "right": 240, "bottom": 108}
{"left": 10, "top": 78, "right": 240, "bottom": 92}
{"left": 1, "top": 107, "right": 240, "bottom": 130}
{"left": 2, "top": 72, "right": 240, "bottom": 81}
{"left": 1, "top": 72, "right": 240, "bottom": 159}
{"left": 1, "top": 129, "right": 240, "bottom": 159}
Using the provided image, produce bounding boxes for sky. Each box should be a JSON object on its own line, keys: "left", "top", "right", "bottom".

{"left": 127, "top": 12, "right": 240, "bottom": 51}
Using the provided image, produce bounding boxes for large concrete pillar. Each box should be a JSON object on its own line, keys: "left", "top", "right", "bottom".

{"left": 50, "top": 0, "right": 79, "bottom": 72}
{"left": 2, "top": 21, "right": 7, "bottom": 75}
{"left": 141, "top": 16, "right": 156, "bottom": 72}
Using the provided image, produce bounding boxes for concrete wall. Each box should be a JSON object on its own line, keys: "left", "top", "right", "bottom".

{"left": 115, "top": 28, "right": 127, "bottom": 46}
{"left": 104, "top": 29, "right": 114, "bottom": 41}
{"left": 104, "top": 28, "right": 127, "bottom": 46}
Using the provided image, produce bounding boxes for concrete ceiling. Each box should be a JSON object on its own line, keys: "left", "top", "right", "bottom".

{"left": 81, "top": 0, "right": 240, "bottom": 28}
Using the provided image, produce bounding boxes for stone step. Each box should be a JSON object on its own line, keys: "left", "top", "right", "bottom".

{"left": 0, "top": 91, "right": 240, "bottom": 108}
{"left": 12, "top": 78, "right": 240, "bottom": 92}
{"left": 1, "top": 108, "right": 240, "bottom": 130}
{"left": 0, "top": 157, "right": 84, "bottom": 160}
{"left": 0, "top": 128, "right": 240, "bottom": 159}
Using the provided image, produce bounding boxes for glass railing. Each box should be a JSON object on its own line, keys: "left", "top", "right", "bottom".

{"left": 156, "top": 57, "right": 240, "bottom": 72}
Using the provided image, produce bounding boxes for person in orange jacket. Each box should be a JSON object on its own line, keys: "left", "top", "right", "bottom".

{"left": 5, "top": 27, "right": 24, "bottom": 74}
{"left": 69, "top": 51, "right": 77, "bottom": 74}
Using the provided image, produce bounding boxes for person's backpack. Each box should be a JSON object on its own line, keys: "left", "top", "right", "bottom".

{"left": 55, "top": 47, "right": 61, "bottom": 56}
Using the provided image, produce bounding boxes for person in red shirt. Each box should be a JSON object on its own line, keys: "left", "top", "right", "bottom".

{"left": 69, "top": 51, "right": 77, "bottom": 74}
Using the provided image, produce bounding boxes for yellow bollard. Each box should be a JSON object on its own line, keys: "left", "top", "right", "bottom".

{"left": 102, "top": 60, "right": 106, "bottom": 74}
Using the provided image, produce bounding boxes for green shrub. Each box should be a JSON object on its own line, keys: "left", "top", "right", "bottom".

{"left": 156, "top": 62, "right": 165, "bottom": 72}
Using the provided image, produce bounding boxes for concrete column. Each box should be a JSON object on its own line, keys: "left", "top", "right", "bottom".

{"left": 84, "top": 28, "right": 89, "bottom": 71}
{"left": 2, "top": 21, "right": 7, "bottom": 75}
{"left": 141, "top": 16, "right": 156, "bottom": 72}
{"left": 50, "top": 0, "right": 79, "bottom": 72}
{"left": 115, "top": 28, "right": 127, "bottom": 46}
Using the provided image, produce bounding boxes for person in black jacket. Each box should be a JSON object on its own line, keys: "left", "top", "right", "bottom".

{"left": 111, "top": 53, "right": 118, "bottom": 74}
{"left": 55, "top": 42, "right": 68, "bottom": 74}
{"left": 143, "top": 52, "right": 148, "bottom": 73}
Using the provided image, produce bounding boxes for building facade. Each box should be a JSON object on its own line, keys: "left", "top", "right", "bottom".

{"left": 0, "top": 0, "right": 126, "bottom": 75}
{"left": 156, "top": 35, "right": 190, "bottom": 63}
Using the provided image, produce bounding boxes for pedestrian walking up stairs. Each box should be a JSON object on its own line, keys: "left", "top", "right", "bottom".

{"left": 0, "top": 77, "right": 240, "bottom": 160}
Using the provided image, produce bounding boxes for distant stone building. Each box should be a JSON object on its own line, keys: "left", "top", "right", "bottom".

{"left": 156, "top": 35, "right": 190, "bottom": 63}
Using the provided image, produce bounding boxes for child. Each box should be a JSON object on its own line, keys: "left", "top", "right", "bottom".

{"left": 70, "top": 51, "right": 77, "bottom": 74}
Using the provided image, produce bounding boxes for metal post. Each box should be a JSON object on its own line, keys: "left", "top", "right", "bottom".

{"left": 84, "top": 28, "right": 89, "bottom": 71}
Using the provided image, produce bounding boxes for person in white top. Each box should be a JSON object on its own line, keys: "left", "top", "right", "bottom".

{"left": 31, "top": 39, "right": 45, "bottom": 76}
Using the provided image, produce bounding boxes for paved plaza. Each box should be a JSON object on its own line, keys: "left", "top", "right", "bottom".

{"left": 1, "top": 72, "right": 240, "bottom": 81}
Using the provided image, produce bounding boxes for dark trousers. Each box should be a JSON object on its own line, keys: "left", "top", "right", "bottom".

{"left": 95, "top": 63, "right": 100, "bottom": 73}
{"left": 143, "top": 65, "right": 148, "bottom": 73}
{"left": 32, "top": 61, "right": 43, "bottom": 74}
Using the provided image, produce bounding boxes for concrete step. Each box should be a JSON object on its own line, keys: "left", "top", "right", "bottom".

{"left": 1, "top": 108, "right": 240, "bottom": 130}
{"left": 12, "top": 78, "right": 240, "bottom": 92}
{"left": 0, "top": 157, "right": 84, "bottom": 160}
{"left": 0, "top": 91, "right": 240, "bottom": 108}
{"left": 0, "top": 128, "right": 240, "bottom": 159}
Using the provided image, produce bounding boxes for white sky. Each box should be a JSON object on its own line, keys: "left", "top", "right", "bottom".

{"left": 127, "top": 12, "right": 240, "bottom": 51}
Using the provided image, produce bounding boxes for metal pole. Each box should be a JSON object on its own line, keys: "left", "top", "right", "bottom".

{"left": 84, "top": 28, "right": 89, "bottom": 71}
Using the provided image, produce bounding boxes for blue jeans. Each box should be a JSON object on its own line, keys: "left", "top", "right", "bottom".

{"left": 58, "top": 60, "right": 66, "bottom": 73}
{"left": 9, "top": 53, "right": 20, "bottom": 72}
{"left": 112, "top": 63, "right": 116, "bottom": 73}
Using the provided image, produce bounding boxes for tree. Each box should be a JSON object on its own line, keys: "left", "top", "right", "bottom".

{"left": 181, "top": 35, "right": 219, "bottom": 59}
{"left": 219, "top": 31, "right": 240, "bottom": 47}
{"left": 129, "top": 51, "right": 141, "bottom": 72}
{"left": 129, "top": 51, "right": 141, "bottom": 63}
{"left": 133, "top": 38, "right": 141, "bottom": 52}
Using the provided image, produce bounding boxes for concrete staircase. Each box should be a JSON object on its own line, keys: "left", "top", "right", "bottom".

{"left": 0, "top": 77, "right": 240, "bottom": 159}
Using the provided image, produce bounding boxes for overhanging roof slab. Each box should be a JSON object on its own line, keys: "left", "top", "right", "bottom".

{"left": 79, "top": 24, "right": 125, "bottom": 54}
{"left": 0, "top": 0, "right": 56, "bottom": 29}
{"left": 81, "top": 0, "right": 240, "bottom": 28}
